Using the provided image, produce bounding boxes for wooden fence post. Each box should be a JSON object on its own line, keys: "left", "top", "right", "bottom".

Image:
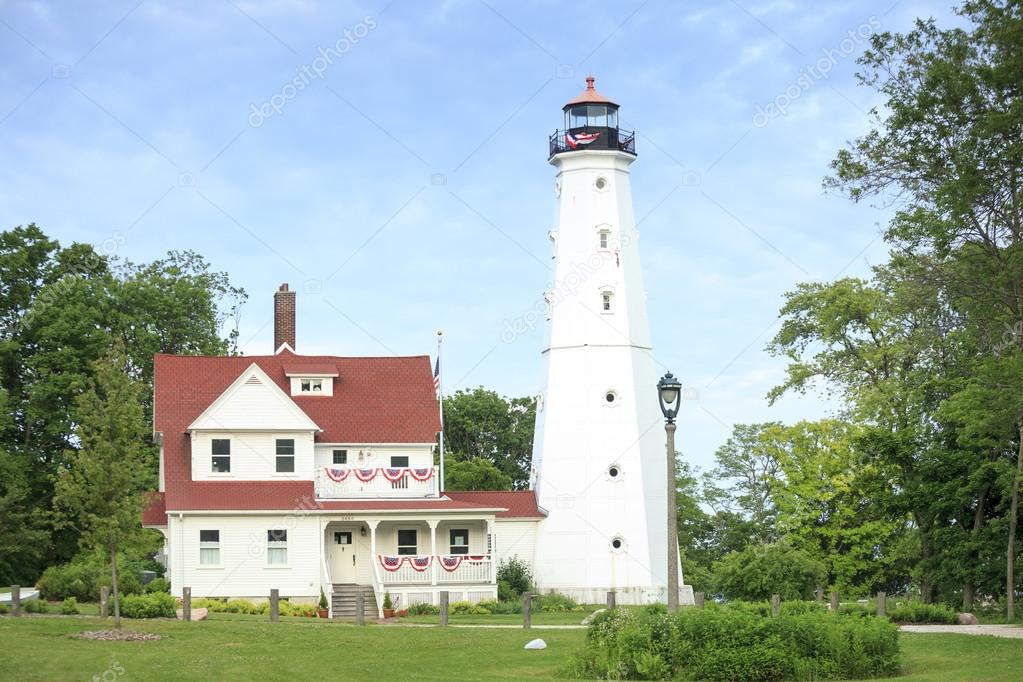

{"left": 355, "top": 591, "right": 364, "bottom": 626}
{"left": 100, "top": 586, "right": 109, "bottom": 618}
{"left": 830, "top": 591, "right": 839, "bottom": 612}
{"left": 439, "top": 591, "right": 449, "bottom": 627}
{"left": 606, "top": 591, "right": 616, "bottom": 610}
{"left": 877, "top": 591, "right": 887, "bottom": 618}
{"left": 694, "top": 591, "right": 705, "bottom": 609}
{"left": 522, "top": 592, "right": 532, "bottom": 629}
{"left": 815, "top": 586, "right": 824, "bottom": 603}
{"left": 269, "top": 589, "right": 279, "bottom": 622}
{"left": 771, "top": 594, "right": 781, "bottom": 617}
{"left": 11, "top": 586, "right": 20, "bottom": 617}
{"left": 182, "top": 587, "right": 191, "bottom": 622}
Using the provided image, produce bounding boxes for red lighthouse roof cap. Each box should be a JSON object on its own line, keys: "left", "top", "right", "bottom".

{"left": 564, "top": 76, "right": 618, "bottom": 108}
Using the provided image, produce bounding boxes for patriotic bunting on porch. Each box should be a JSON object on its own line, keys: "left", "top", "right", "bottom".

{"left": 468, "top": 555, "right": 485, "bottom": 561}
{"left": 381, "top": 468, "right": 406, "bottom": 482}
{"left": 409, "top": 556, "right": 432, "bottom": 572}
{"left": 409, "top": 467, "right": 433, "bottom": 481}
{"left": 379, "top": 555, "right": 405, "bottom": 571}
{"left": 324, "top": 467, "right": 350, "bottom": 482}
{"left": 354, "top": 468, "right": 378, "bottom": 482}
{"left": 439, "top": 556, "right": 463, "bottom": 572}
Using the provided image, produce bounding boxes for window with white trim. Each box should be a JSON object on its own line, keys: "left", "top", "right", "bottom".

{"left": 601, "top": 292, "right": 613, "bottom": 312}
{"left": 450, "top": 528, "right": 469, "bottom": 555}
{"left": 299, "top": 378, "right": 323, "bottom": 393}
{"left": 333, "top": 449, "right": 348, "bottom": 465}
{"left": 599, "top": 229, "right": 610, "bottom": 249}
{"left": 199, "top": 530, "right": 220, "bottom": 565}
{"left": 397, "top": 529, "right": 418, "bottom": 556}
{"left": 211, "top": 439, "right": 231, "bottom": 473}
{"left": 267, "top": 529, "right": 288, "bottom": 565}
{"left": 275, "top": 438, "right": 295, "bottom": 473}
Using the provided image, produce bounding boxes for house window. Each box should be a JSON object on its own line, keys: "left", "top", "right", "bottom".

{"left": 275, "top": 438, "right": 295, "bottom": 473}
{"left": 390, "top": 455, "right": 409, "bottom": 468}
{"left": 333, "top": 449, "right": 348, "bottom": 465}
{"left": 211, "top": 439, "right": 231, "bottom": 473}
{"left": 601, "top": 292, "right": 612, "bottom": 312}
{"left": 299, "top": 378, "right": 323, "bottom": 393}
{"left": 599, "top": 229, "right": 609, "bottom": 249}
{"left": 199, "top": 530, "right": 220, "bottom": 565}
{"left": 267, "top": 529, "right": 288, "bottom": 565}
{"left": 450, "top": 529, "right": 469, "bottom": 555}
{"left": 397, "top": 529, "right": 418, "bottom": 556}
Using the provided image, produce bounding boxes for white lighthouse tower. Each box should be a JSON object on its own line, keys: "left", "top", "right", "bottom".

{"left": 530, "top": 78, "right": 692, "bottom": 605}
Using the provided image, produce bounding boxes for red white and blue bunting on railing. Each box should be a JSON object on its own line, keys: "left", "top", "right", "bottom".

{"left": 377, "top": 555, "right": 487, "bottom": 572}
{"left": 439, "top": 556, "right": 463, "bottom": 572}
{"left": 409, "top": 556, "right": 432, "bottom": 572}
{"left": 323, "top": 467, "right": 435, "bottom": 483}
{"left": 379, "top": 555, "right": 405, "bottom": 571}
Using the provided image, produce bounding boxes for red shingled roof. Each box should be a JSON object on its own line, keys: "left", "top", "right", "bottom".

{"left": 152, "top": 350, "right": 443, "bottom": 516}
{"left": 142, "top": 492, "right": 167, "bottom": 527}
{"left": 446, "top": 490, "right": 546, "bottom": 519}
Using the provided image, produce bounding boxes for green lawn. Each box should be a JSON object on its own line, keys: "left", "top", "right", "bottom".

{"left": 1, "top": 616, "right": 1022, "bottom": 680}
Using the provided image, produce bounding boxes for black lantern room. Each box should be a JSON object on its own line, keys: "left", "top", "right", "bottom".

{"left": 549, "top": 76, "right": 636, "bottom": 158}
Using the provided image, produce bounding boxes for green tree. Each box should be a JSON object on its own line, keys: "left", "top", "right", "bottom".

{"left": 712, "top": 542, "right": 827, "bottom": 601}
{"left": 0, "top": 388, "right": 47, "bottom": 584}
{"left": 443, "top": 457, "right": 513, "bottom": 491}
{"left": 442, "top": 388, "right": 535, "bottom": 488}
{"left": 53, "top": 350, "right": 156, "bottom": 628}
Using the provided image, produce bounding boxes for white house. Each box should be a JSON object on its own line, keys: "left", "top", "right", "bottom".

{"left": 143, "top": 285, "right": 545, "bottom": 618}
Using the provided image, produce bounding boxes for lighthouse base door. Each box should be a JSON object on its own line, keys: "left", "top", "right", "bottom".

{"left": 330, "top": 530, "right": 358, "bottom": 584}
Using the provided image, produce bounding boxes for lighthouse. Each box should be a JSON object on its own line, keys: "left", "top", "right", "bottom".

{"left": 530, "top": 78, "right": 693, "bottom": 605}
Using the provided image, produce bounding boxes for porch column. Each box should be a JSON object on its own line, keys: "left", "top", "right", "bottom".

{"left": 429, "top": 519, "right": 439, "bottom": 586}
{"left": 368, "top": 519, "right": 379, "bottom": 560}
{"left": 486, "top": 519, "right": 496, "bottom": 583}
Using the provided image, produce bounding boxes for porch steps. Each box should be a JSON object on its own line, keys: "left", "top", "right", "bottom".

{"left": 331, "top": 584, "right": 377, "bottom": 619}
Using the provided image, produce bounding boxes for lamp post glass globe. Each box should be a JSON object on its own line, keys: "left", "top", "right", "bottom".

{"left": 657, "top": 372, "right": 682, "bottom": 422}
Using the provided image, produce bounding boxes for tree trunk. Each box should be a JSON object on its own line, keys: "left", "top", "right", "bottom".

{"left": 110, "top": 542, "right": 121, "bottom": 630}
{"left": 964, "top": 487, "right": 988, "bottom": 612}
{"left": 1007, "top": 425, "right": 1023, "bottom": 622}
{"left": 918, "top": 518, "right": 935, "bottom": 604}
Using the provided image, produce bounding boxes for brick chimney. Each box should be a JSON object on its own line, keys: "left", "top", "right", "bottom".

{"left": 274, "top": 283, "right": 296, "bottom": 352}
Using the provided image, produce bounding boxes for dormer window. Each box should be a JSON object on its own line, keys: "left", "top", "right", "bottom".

{"left": 300, "top": 378, "right": 323, "bottom": 393}
{"left": 285, "top": 365, "right": 338, "bottom": 396}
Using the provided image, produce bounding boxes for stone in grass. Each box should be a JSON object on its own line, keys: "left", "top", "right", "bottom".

{"left": 581, "top": 608, "right": 606, "bottom": 625}
{"left": 176, "top": 607, "right": 208, "bottom": 621}
{"left": 77, "top": 630, "right": 163, "bottom": 641}
{"left": 524, "top": 638, "right": 547, "bottom": 650}
{"left": 957, "top": 612, "right": 980, "bottom": 625}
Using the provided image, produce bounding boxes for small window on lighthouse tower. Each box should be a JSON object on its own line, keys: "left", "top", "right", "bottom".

{"left": 598, "top": 229, "right": 610, "bottom": 250}
{"left": 601, "top": 292, "right": 613, "bottom": 312}
{"left": 594, "top": 176, "right": 608, "bottom": 191}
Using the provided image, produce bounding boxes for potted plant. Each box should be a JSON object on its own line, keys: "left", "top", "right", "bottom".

{"left": 317, "top": 589, "right": 329, "bottom": 619}
{"left": 382, "top": 591, "right": 395, "bottom": 618}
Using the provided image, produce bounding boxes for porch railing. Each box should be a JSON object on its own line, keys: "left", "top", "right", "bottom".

{"left": 376, "top": 555, "right": 493, "bottom": 585}
{"left": 315, "top": 466, "right": 439, "bottom": 499}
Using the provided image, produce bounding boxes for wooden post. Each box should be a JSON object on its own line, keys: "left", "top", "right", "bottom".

{"left": 182, "top": 587, "right": 191, "bottom": 622}
{"left": 815, "top": 586, "right": 824, "bottom": 603}
{"left": 694, "top": 591, "right": 705, "bottom": 609}
{"left": 606, "top": 591, "right": 616, "bottom": 610}
{"left": 877, "top": 591, "right": 887, "bottom": 618}
{"left": 269, "top": 589, "right": 279, "bottom": 622}
{"left": 355, "top": 591, "right": 364, "bottom": 626}
{"left": 522, "top": 592, "right": 532, "bottom": 629}
{"left": 830, "top": 591, "right": 839, "bottom": 612}
{"left": 100, "top": 586, "right": 109, "bottom": 618}
{"left": 771, "top": 594, "right": 781, "bottom": 617}
{"left": 10, "top": 586, "right": 20, "bottom": 617}
{"left": 439, "top": 591, "right": 449, "bottom": 627}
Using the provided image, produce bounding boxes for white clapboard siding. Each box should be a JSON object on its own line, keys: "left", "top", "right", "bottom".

{"left": 494, "top": 519, "right": 540, "bottom": 570}
{"left": 188, "top": 363, "right": 319, "bottom": 431}
{"left": 191, "top": 431, "right": 315, "bottom": 481}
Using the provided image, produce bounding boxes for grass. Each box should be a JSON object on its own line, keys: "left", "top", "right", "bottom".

{"left": 1, "top": 616, "right": 1022, "bottom": 680}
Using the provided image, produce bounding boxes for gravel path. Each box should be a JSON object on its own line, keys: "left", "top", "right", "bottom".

{"left": 900, "top": 624, "right": 1023, "bottom": 639}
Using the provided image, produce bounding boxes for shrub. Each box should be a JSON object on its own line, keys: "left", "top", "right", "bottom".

{"left": 888, "top": 601, "right": 958, "bottom": 624}
{"left": 478, "top": 599, "right": 521, "bottom": 614}
{"left": 60, "top": 597, "right": 80, "bottom": 615}
{"left": 496, "top": 556, "right": 533, "bottom": 600}
{"left": 23, "top": 599, "right": 48, "bottom": 614}
{"left": 0, "top": 603, "right": 8, "bottom": 614}
{"left": 120, "top": 592, "right": 176, "bottom": 619}
{"left": 571, "top": 603, "right": 901, "bottom": 681}
{"left": 37, "top": 551, "right": 148, "bottom": 601}
{"left": 407, "top": 602, "right": 440, "bottom": 616}
{"left": 712, "top": 542, "right": 827, "bottom": 601}
{"left": 535, "top": 592, "right": 580, "bottom": 612}
{"left": 383, "top": 592, "right": 393, "bottom": 609}
{"left": 318, "top": 589, "right": 328, "bottom": 610}
{"left": 449, "top": 600, "right": 490, "bottom": 615}
{"left": 144, "top": 578, "right": 171, "bottom": 594}
{"left": 279, "top": 601, "right": 317, "bottom": 618}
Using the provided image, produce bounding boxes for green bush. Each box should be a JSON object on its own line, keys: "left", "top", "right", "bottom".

{"left": 120, "top": 592, "right": 176, "bottom": 619}
{"left": 407, "top": 602, "right": 440, "bottom": 616}
{"left": 535, "top": 592, "right": 580, "bottom": 612}
{"left": 37, "top": 552, "right": 147, "bottom": 601}
{"left": 712, "top": 542, "right": 828, "bottom": 601}
{"left": 571, "top": 603, "right": 901, "bottom": 681}
{"left": 477, "top": 598, "right": 521, "bottom": 614}
{"left": 449, "top": 600, "right": 490, "bottom": 615}
{"left": 888, "top": 601, "right": 958, "bottom": 624}
{"left": 60, "top": 597, "right": 80, "bottom": 615}
{"left": 23, "top": 599, "right": 48, "bottom": 613}
{"left": 0, "top": 603, "right": 8, "bottom": 614}
{"left": 144, "top": 577, "right": 171, "bottom": 594}
{"left": 496, "top": 556, "right": 533, "bottom": 600}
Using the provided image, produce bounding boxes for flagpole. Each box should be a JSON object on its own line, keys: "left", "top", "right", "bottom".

{"left": 437, "top": 330, "right": 445, "bottom": 494}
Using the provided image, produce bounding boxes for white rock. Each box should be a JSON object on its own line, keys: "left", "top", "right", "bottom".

{"left": 524, "top": 638, "right": 547, "bottom": 650}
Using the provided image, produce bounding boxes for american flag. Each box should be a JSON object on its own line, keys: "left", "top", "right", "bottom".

{"left": 433, "top": 356, "right": 441, "bottom": 396}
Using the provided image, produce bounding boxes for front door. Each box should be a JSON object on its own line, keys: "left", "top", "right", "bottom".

{"left": 330, "top": 530, "right": 357, "bottom": 583}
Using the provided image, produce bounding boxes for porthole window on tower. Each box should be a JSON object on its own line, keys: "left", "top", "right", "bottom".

{"left": 607, "top": 463, "right": 623, "bottom": 481}
{"left": 601, "top": 292, "right": 613, "bottom": 312}
{"left": 610, "top": 535, "right": 625, "bottom": 552}
{"left": 594, "top": 176, "right": 608, "bottom": 191}
{"left": 605, "top": 390, "right": 618, "bottom": 404}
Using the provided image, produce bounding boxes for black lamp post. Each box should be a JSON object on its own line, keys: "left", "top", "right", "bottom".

{"left": 657, "top": 372, "right": 682, "bottom": 612}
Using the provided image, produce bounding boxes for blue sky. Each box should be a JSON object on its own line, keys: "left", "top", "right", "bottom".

{"left": 0, "top": 0, "right": 961, "bottom": 472}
